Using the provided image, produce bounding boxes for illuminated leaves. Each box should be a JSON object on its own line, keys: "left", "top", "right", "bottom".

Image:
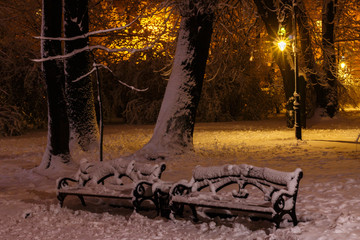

{"left": 90, "top": 1, "right": 179, "bottom": 63}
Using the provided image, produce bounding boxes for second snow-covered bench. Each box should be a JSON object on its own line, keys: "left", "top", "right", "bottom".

{"left": 169, "top": 164, "right": 303, "bottom": 227}
{"left": 57, "top": 158, "right": 166, "bottom": 211}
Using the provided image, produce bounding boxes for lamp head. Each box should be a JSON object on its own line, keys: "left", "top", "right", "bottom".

{"left": 278, "top": 40, "right": 287, "bottom": 51}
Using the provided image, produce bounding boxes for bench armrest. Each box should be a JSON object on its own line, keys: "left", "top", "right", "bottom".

{"left": 57, "top": 177, "right": 79, "bottom": 190}
{"left": 271, "top": 187, "right": 300, "bottom": 213}
{"left": 133, "top": 180, "right": 155, "bottom": 199}
{"left": 169, "top": 179, "right": 195, "bottom": 197}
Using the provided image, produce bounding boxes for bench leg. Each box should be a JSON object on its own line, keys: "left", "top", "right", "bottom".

{"left": 158, "top": 194, "right": 170, "bottom": 218}
{"left": 289, "top": 210, "right": 298, "bottom": 226}
{"left": 78, "top": 195, "right": 86, "bottom": 206}
{"left": 190, "top": 205, "right": 198, "bottom": 222}
{"left": 133, "top": 195, "right": 160, "bottom": 216}
{"left": 153, "top": 194, "right": 161, "bottom": 216}
{"left": 170, "top": 202, "right": 184, "bottom": 218}
{"left": 274, "top": 209, "right": 298, "bottom": 227}
{"left": 57, "top": 193, "right": 66, "bottom": 208}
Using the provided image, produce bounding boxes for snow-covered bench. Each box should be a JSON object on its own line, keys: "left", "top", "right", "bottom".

{"left": 57, "top": 158, "right": 166, "bottom": 212}
{"left": 169, "top": 164, "right": 303, "bottom": 227}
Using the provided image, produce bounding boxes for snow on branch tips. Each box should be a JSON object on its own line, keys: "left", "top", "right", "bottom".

{"left": 74, "top": 63, "right": 148, "bottom": 92}
{"left": 32, "top": 44, "right": 155, "bottom": 63}
{"left": 34, "top": 16, "right": 141, "bottom": 42}
{"left": 33, "top": 4, "right": 179, "bottom": 63}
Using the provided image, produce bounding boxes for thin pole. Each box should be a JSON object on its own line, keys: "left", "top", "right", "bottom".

{"left": 95, "top": 62, "right": 103, "bottom": 161}
{"left": 91, "top": 51, "right": 103, "bottom": 162}
{"left": 293, "top": 0, "right": 302, "bottom": 140}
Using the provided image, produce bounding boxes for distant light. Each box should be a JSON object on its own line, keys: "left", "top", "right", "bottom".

{"left": 278, "top": 40, "right": 287, "bottom": 51}
{"left": 340, "top": 62, "right": 346, "bottom": 69}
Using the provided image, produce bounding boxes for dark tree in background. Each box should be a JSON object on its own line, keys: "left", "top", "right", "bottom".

{"left": 39, "top": 0, "right": 71, "bottom": 169}
{"left": 0, "top": 0, "right": 45, "bottom": 136}
{"left": 297, "top": 0, "right": 319, "bottom": 118}
{"left": 137, "top": 0, "right": 217, "bottom": 159}
{"left": 321, "top": 0, "right": 338, "bottom": 117}
{"left": 64, "top": 0, "right": 99, "bottom": 151}
{"left": 253, "top": 0, "right": 307, "bottom": 127}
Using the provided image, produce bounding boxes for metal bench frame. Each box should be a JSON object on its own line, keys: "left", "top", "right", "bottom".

{"left": 169, "top": 164, "right": 303, "bottom": 227}
{"left": 57, "top": 159, "right": 166, "bottom": 212}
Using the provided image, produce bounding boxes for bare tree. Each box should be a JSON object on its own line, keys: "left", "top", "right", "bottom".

{"left": 64, "top": 0, "right": 99, "bottom": 151}
{"left": 136, "top": 0, "right": 218, "bottom": 160}
{"left": 297, "top": 0, "right": 319, "bottom": 119}
{"left": 321, "top": 0, "right": 338, "bottom": 117}
{"left": 38, "top": 0, "right": 71, "bottom": 169}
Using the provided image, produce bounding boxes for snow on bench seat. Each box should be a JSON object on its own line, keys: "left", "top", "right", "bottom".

{"left": 171, "top": 194, "right": 274, "bottom": 214}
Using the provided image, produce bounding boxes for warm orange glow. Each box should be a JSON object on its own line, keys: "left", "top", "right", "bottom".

{"left": 91, "top": 2, "right": 178, "bottom": 63}
{"left": 340, "top": 62, "right": 346, "bottom": 69}
{"left": 278, "top": 40, "right": 287, "bottom": 51}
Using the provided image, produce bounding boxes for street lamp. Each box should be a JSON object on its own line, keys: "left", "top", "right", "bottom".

{"left": 278, "top": 40, "right": 287, "bottom": 52}
{"left": 277, "top": 26, "right": 287, "bottom": 51}
{"left": 340, "top": 61, "right": 346, "bottom": 69}
{"left": 277, "top": 1, "right": 302, "bottom": 140}
{"left": 340, "top": 56, "right": 346, "bottom": 69}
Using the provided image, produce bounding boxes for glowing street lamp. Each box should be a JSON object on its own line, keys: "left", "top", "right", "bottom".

{"left": 340, "top": 61, "right": 346, "bottom": 69}
{"left": 278, "top": 40, "right": 287, "bottom": 51}
{"left": 277, "top": 26, "right": 287, "bottom": 51}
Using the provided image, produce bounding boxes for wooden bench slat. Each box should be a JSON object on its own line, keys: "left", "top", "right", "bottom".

{"left": 58, "top": 185, "right": 134, "bottom": 199}
{"left": 172, "top": 195, "right": 274, "bottom": 214}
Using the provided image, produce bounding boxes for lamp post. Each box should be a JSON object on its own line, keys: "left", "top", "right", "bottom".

{"left": 277, "top": 0, "right": 302, "bottom": 140}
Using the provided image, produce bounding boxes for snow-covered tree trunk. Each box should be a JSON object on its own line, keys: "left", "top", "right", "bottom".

{"left": 39, "top": 0, "right": 71, "bottom": 169}
{"left": 136, "top": 0, "right": 217, "bottom": 160}
{"left": 321, "top": 0, "right": 338, "bottom": 117}
{"left": 64, "top": 0, "right": 99, "bottom": 151}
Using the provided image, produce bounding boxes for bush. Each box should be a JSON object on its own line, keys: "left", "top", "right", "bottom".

{"left": 0, "top": 0, "right": 47, "bottom": 134}
{"left": 0, "top": 104, "right": 24, "bottom": 136}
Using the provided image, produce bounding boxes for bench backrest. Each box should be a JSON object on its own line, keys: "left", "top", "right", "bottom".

{"left": 77, "top": 158, "right": 166, "bottom": 186}
{"left": 191, "top": 164, "right": 303, "bottom": 197}
{"left": 132, "top": 161, "right": 166, "bottom": 182}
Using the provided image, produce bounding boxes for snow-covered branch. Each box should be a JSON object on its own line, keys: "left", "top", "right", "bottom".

{"left": 95, "top": 63, "right": 148, "bottom": 92}
{"left": 32, "top": 44, "right": 154, "bottom": 63}
{"left": 35, "top": 16, "right": 140, "bottom": 41}
{"left": 74, "top": 63, "right": 148, "bottom": 92}
{"left": 72, "top": 67, "right": 97, "bottom": 83}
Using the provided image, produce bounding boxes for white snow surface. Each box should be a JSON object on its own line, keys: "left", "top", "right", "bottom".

{"left": 1, "top": 111, "right": 360, "bottom": 239}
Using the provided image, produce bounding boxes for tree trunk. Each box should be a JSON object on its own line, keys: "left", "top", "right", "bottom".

{"left": 64, "top": 0, "right": 99, "bottom": 151}
{"left": 253, "top": 0, "right": 296, "bottom": 127}
{"left": 39, "top": 0, "right": 71, "bottom": 169}
{"left": 321, "top": 0, "right": 338, "bottom": 117}
{"left": 136, "top": 1, "right": 216, "bottom": 160}
{"left": 296, "top": 0, "right": 318, "bottom": 125}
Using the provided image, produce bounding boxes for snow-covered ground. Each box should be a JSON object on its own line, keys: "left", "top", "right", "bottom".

{"left": 0, "top": 111, "right": 359, "bottom": 239}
